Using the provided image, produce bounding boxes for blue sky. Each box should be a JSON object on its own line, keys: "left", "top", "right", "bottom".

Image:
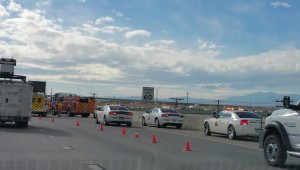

{"left": 0, "top": 0, "right": 300, "bottom": 100}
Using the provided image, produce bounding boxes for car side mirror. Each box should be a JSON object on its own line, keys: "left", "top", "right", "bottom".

{"left": 146, "top": 109, "right": 150, "bottom": 113}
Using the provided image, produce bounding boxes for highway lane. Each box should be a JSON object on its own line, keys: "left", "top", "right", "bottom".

{"left": 0, "top": 115, "right": 299, "bottom": 170}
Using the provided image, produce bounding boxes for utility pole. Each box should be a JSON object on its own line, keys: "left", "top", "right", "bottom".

{"left": 214, "top": 100, "right": 222, "bottom": 113}
{"left": 170, "top": 97, "right": 184, "bottom": 109}
{"left": 186, "top": 92, "right": 189, "bottom": 106}
{"left": 90, "top": 93, "right": 97, "bottom": 97}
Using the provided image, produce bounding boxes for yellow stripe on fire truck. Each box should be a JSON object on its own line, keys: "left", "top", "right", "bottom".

{"left": 32, "top": 95, "right": 45, "bottom": 109}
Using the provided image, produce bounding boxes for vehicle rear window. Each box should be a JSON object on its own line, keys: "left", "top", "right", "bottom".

{"left": 161, "top": 109, "right": 179, "bottom": 113}
{"left": 109, "top": 106, "right": 128, "bottom": 111}
{"left": 235, "top": 112, "right": 261, "bottom": 119}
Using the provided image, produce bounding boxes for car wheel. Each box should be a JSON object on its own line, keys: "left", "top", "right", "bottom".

{"left": 155, "top": 118, "right": 161, "bottom": 128}
{"left": 264, "top": 134, "right": 287, "bottom": 167}
{"left": 228, "top": 125, "right": 237, "bottom": 140}
{"left": 95, "top": 115, "right": 100, "bottom": 124}
{"left": 204, "top": 122, "right": 211, "bottom": 136}
{"left": 142, "top": 117, "right": 147, "bottom": 126}
{"left": 176, "top": 124, "right": 182, "bottom": 129}
{"left": 103, "top": 116, "right": 109, "bottom": 126}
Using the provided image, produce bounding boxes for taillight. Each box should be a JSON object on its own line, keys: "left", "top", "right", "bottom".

{"left": 240, "top": 119, "right": 249, "bottom": 125}
{"left": 162, "top": 114, "right": 168, "bottom": 117}
{"left": 127, "top": 112, "right": 133, "bottom": 116}
{"left": 109, "top": 112, "right": 117, "bottom": 115}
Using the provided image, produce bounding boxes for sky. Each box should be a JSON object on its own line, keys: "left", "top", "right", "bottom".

{"left": 0, "top": 0, "right": 300, "bottom": 100}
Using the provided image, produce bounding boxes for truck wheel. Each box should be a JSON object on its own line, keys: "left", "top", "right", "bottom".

{"left": 81, "top": 114, "right": 89, "bottom": 118}
{"left": 264, "top": 134, "right": 287, "bottom": 167}
{"left": 67, "top": 109, "right": 74, "bottom": 117}
{"left": 41, "top": 113, "right": 47, "bottom": 117}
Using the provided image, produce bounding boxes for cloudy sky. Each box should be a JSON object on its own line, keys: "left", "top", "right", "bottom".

{"left": 0, "top": 0, "right": 299, "bottom": 100}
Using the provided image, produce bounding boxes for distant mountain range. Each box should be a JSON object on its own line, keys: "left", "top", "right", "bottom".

{"left": 114, "top": 92, "right": 300, "bottom": 106}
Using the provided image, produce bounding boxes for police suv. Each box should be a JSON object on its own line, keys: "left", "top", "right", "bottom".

{"left": 259, "top": 96, "right": 300, "bottom": 167}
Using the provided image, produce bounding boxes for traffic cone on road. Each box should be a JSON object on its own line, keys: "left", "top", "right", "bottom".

{"left": 122, "top": 128, "right": 126, "bottom": 135}
{"left": 52, "top": 117, "right": 54, "bottom": 123}
{"left": 39, "top": 115, "right": 42, "bottom": 120}
{"left": 134, "top": 130, "right": 139, "bottom": 138}
{"left": 183, "top": 140, "right": 192, "bottom": 151}
{"left": 150, "top": 134, "right": 157, "bottom": 143}
{"left": 76, "top": 121, "right": 80, "bottom": 127}
{"left": 99, "top": 124, "right": 104, "bottom": 131}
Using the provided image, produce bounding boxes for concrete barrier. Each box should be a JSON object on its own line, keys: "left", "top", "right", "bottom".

{"left": 132, "top": 111, "right": 211, "bottom": 131}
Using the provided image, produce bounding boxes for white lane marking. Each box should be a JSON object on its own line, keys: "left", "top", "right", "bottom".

{"left": 48, "top": 135, "right": 55, "bottom": 139}
{"left": 63, "top": 146, "right": 73, "bottom": 150}
{"left": 86, "top": 164, "right": 105, "bottom": 170}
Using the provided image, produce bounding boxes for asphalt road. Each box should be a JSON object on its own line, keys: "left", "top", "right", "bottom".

{"left": 0, "top": 115, "right": 299, "bottom": 170}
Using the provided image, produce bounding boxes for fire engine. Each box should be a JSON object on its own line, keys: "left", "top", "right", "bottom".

{"left": 50, "top": 93, "right": 95, "bottom": 118}
{"left": 30, "top": 81, "right": 48, "bottom": 117}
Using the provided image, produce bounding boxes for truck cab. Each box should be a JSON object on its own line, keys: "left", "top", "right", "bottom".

{"left": 260, "top": 96, "right": 300, "bottom": 167}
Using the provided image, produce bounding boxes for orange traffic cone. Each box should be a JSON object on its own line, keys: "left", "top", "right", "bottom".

{"left": 150, "top": 134, "right": 157, "bottom": 143}
{"left": 52, "top": 117, "right": 54, "bottom": 123}
{"left": 99, "top": 124, "right": 104, "bottom": 131}
{"left": 134, "top": 130, "right": 139, "bottom": 138}
{"left": 39, "top": 115, "right": 42, "bottom": 120}
{"left": 76, "top": 121, "right": 80, "bottom": 127}
{"left": 183, "top": 140, "right": 192, "bottom": 151}
{"left": 122, "top": 128, "right": 126, "bottom": 135}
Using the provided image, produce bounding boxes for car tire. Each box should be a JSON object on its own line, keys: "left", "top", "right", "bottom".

{"left": 264, "top": 134, "right": 287, "bottom": 167}
{"left": 142, "top": 117, "right": 147, "bottom": 126}
{"left": 228, "top": 125, "right": 237, "bottom": 140}
{"left": 103, "top": 116, "right": 109, "bottom": 126}
{"left": 176, "top": 124, "right": 182, "bottom": 129}
{"left": 204, "top": 122, "right": 211, "bottom": 136}
{"left": 81, "top": 114, "right": 89, "bottom": 118}
{"left": 155, "top": 118, "right": 161, "bottom": 128}
{"left": 96, "top": 115, "right": 100, "bottom": 124}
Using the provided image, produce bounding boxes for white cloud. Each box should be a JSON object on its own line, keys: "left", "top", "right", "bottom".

{"left": 270, "top": 2, "right": 291, "bottom": 8}
{"left": 197, "top": 38, "right": 224, "bottom": 50}
{"left": 0, "top": 4, "right": 9, "bottom": 17}
{"left": 36, "top": 0, "right": 52, "bottom": 7}
{"left": 78, "top": 0, "right": 86, "bottom": 2}
{"left": 95, "top": 16, "right": 114, "bottom": 25}
{"left": 7, "top": 1, "right": 22, "bottom": 12}
{"left": 57, "top": 18, "right": 63, "bottom": 23}
{"left": 125, "top": 30, "right": 151, "bottom": 38}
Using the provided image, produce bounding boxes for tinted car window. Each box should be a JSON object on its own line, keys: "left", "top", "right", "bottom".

{"left": 235, "top": 112, "right": 261, "bottom": 119}
{"left": 109, "top": 106, "right": 128, "bottom": 111}
{"left": 161, "top": 109, "right": 178, "bottom": 113}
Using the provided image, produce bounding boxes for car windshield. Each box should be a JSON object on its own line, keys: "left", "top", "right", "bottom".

{"left": 161, "top": 109, "right": 179, "bottom": 113}
{"left": 109, "top": 106, "right": 128, "bottom": 111}
{"left": 235, "top": 112, "right": 261, "bottom": 119}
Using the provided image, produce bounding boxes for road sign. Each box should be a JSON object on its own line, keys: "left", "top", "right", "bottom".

{"left": 142, "top": 87, "right": 154, "bottom": 101}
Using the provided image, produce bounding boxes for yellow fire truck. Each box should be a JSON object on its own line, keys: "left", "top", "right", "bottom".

{"left": 31, "top": 93, "right": 49, "bottom": 117}
{"left": 30, "top": 81, "right": 48, "bottom": 117}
